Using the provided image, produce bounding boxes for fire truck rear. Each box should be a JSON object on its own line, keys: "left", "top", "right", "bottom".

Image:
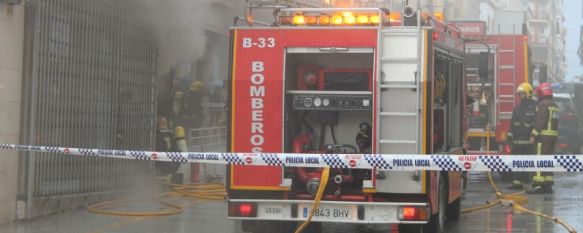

{"left": 227, "top": 6, "right": 466, "bottom": 233}
{"left": 451, "top": 20, "right": 530, "bottom": 156}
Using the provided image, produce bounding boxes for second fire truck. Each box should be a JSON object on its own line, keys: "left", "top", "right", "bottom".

{"left": 451, "top": 20, "right": 531, "bottom": 157}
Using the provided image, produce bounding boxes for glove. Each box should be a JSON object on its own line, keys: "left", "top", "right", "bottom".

{"left": 505, "top": 132, "right": 513, "bottom": 144}
{"left": 529, "top": 136, "right": 536, "bottom": 145}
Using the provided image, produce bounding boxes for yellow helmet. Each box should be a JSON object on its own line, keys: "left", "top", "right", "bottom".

{"left": 190, "top": 80, "right": 204, "bottom": 92}
{"left": 516, "top": 82, "right": 533, "bottom": 98}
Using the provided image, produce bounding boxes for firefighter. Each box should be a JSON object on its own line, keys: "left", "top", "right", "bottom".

{"left": 527, "top": 82, "right": 559, "bottom": 194}
{"left": 171, "top": 90, "right": 185, "bottom": 128}
{"left": 184, "top": 80, "right": 204, "bottom": 129}
{"left": 155, "top": 116, "right": 176, "bottom": 181}
{"left": 155, "top": 116, "right": 173, "bottom": 152}
{"left": 506, "top": 83, "right": 536, "bottom": 190}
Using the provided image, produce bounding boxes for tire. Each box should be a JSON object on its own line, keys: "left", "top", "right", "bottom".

{"left": 302, "top": 222, "right": 322, "bottom": 233}
{"left": 398, "top": 224, "right": 423, "bottom": 233}
{"left": 425, "top": 174, "right": 447, "bottom": 233}
{"left": 446, "top": 197, "right": 462, "bottom": 222}
{"left": 279, "top": 221, "right": 297, "bottom": 233}
{"left": 242, "top": 221, "right": 295, "bottom": 233}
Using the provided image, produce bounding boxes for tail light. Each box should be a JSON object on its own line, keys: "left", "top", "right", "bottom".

{"left": 559, "top": 143, "right": 570, "bottom": 150}
{"left": 504, "top": 144, "right": 512, "bottom": 154}
{"left": 398, "top": 206, "right": 428, "bottom": 221}
{"left": 229, "top": 203, "right": 257, "bottom": 217}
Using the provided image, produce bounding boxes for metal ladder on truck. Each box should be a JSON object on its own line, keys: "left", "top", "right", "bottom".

{"left": 374, "top": 28, "right": 425, "bottom": 192}
{"left": 496, "top": 35, "right": 518, "bottom": 123}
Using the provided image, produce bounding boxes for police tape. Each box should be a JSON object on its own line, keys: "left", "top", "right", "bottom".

{"left": 1, "top": 144, "right": 583, "bottom": 172}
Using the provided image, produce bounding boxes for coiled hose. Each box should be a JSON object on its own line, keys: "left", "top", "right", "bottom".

{"left": 87, "top": 183, "right": 226, "bottom": 217}
{"left": 461, "top": 127, "right": 576, "bottom": 233}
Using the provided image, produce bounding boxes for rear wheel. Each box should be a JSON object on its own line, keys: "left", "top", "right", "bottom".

{"left": 302, "top": 222, "right": 322, "bottom": 233}
{"left": 446, "top": 197, "right": 462, "bottom": 222}
{"left": 426, "top": 174, "right": 447, "bottom": 233}
{"left": 280, "top": 221, "right": 297, "bottom": 233}
{"left": 242, "top": 221, "right": 297, "bottom": 233}
{"left": 398, "top": 174, "right": 447, "bottom": 233}
{"left": 398, "top": 224, "right": 423, "bottom": 233}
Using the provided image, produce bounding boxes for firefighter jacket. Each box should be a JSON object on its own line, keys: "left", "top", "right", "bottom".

{"left": 532, "top": 96, "right": 559, "bottom": 139}
{"left": 509, "top": 98, "right": 536, "bottom": 144}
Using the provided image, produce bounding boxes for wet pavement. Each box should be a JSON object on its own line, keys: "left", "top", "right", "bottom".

{"left": 0, "top": 172, "right": 582, "bottom": 233}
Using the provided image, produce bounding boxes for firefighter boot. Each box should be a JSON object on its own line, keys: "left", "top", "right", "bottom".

{"left": 507, "top": 180, "right": 524, "bottom": 190}
{"left": 542, "top": 175, "right": 554, "bottom": 194}
{"left": 527, "top": 174, "right": 546, "bottom": 194}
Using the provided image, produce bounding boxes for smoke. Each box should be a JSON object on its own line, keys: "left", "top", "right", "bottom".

{"left": 134, "top": 0, "right": 211, "bottom": 74}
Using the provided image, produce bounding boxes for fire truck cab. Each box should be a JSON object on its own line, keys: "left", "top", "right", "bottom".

{"left": 227, "top": 7, "right": 466, "bottom": 233}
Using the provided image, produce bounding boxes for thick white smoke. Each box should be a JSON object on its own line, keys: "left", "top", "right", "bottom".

{"left": 135, "top": 0, "right": 211, "bottom": 74}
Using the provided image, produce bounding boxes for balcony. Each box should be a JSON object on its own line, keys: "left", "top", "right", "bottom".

{"left": 527, "top": 7, "right": 551, "bottom": 22}
{"left": 528, "top": 33, "right": 549, "bottom": 45}
{"left": 530, "top": 45, "right": 549, "bottom": 64}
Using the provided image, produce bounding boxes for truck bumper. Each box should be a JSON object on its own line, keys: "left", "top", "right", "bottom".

{"left": 228, "top": 199, "right": 429, "bottom": 224}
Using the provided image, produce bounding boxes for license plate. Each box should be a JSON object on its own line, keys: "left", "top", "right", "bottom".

{"left": 299, "top": 204, "right": 356, "bottom": 221}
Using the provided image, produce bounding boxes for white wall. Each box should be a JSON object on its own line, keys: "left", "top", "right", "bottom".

{"left": 480, "top": 2, "right": 495, "bottom": 33}
{"left": 0, "top": 2, "right": 24, "bottom": 225}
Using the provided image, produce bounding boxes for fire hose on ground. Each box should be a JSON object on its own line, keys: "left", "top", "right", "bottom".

{"left": 87, "top": 166, "right": 331, "bottom": 233}
{"left": 87, "top": 183, "right": 226, "bottom": 217}
{"left": 3, "top": 144, "right": 583, "bottom": 231}
{"left": 461, "top": 126, "right": 577, "bottom": 233}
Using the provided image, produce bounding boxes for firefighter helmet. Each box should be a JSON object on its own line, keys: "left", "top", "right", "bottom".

{"left": 516, "top": 82, "right": 533, "bottom": 98}
{"left": 190, "top": 80, "right": 204, "bottom": 92}
{"left": 534, "top": 82, "right": 553, "bottom": 98}
{"left": 157, "top": 116, "right": 169, "bottom": 129}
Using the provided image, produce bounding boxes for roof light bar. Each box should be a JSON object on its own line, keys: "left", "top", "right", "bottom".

{"left": 277, "top": 8, "right": 390, "bottom": 27}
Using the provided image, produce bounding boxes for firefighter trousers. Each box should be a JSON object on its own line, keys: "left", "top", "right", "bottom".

{"left": 533, "top": 137, "right": 557, "bottom": 187}
{"left": 511, "top": 144, "right": 533, "bottom": 185}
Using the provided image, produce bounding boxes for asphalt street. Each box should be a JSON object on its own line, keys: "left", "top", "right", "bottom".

{"left": 0, "top": 172, "right": 582, "bottom": 233}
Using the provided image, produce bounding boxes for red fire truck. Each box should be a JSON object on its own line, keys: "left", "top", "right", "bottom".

{"left": 452, "top": 21, "right": 530, "bottom": 156}
{"left": 227, "top": 7, "right": 466, "bottom": 233}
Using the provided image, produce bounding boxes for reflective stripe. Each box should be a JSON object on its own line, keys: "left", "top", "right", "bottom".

{"left": 536, "top": 143, "right": 542, "bottom": 178}
{"left": 532, "top": 175, "right": 545, "bottom": 183}
{"left": 547, "top": 106, "right": 559, "bottom": 131}
{"left": 544, "top": 176, "right": 554, "bottom": 182}
{"left": 513, "top": 140, "right": 531, "bottom": 145}
{"left": 513, "top": 180, "right": 524, "bottom": 185}
{"left": 532, "top": 129, "right": 539, "bottom": 136}
{"left": 540, "top": 130, "right": 558, "bottom": 136}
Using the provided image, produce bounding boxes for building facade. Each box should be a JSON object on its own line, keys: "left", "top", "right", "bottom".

{"left": 0, "top": 2, "right": 23, "bottom": 225}
{"left": 501, "top": 0, "right": 566, "bottom": 83}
